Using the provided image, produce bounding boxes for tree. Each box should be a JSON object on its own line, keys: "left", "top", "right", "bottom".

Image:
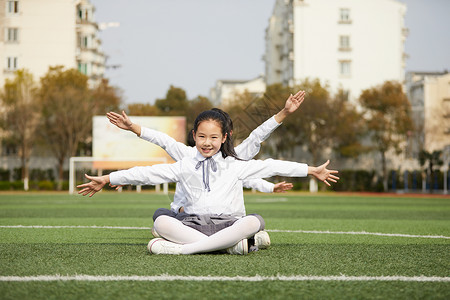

{"left": 91, "top": 78, "right": 122, "bottom": 114}
{"left": 155, "top": 85, "right": 188, "bottom": 115}
{"left": 359, "top": 81, "right": 414, "bottom": 191}
{"left": 127, "top": 103, "right": 160, "bottom": 116}
{"left": 224, "top": 87, "right": 283, "bottom": 146}
{"left": 254, "top": 80, "right": 336, "bottom": 164}
{"left": 38, "top": 66, "right": 93, "bottom": 190}
{"left": 0, "top": 69, "right": 39, "bottom": 190}
{"left": 262, "top": 83, "right": 300, "bottom": 159}
{"left": 329, "top": 89, "right": 367, "bottom": 158}
{"left": 186, "top": 96, "right": 213, "bottom": 134}
{"left": 224, "top": 81, "right": 364, "bottom": 169}
{"left": 75, "top": 78, "right": 123, "bottom": 156}
{"left": 287, "top": 79, "right": 337, "bottom": 164}
{"left": 419, "top": 150, "right": 443, "bottom": 193}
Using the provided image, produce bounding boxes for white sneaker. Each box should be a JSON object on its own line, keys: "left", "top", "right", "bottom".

{"left": 151, "top": 227, "right": 161, "bottom": 238}
{"left": 226, "top": 239, "right": 248, "bottom": 255}
{"left": 147, "top": 238, "right": 182, "bottom": 255}
{"left": 254, "top": 231, "right": 271, "bottom": 249}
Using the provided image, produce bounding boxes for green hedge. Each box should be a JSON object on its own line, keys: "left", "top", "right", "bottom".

{"left": 330, "top": 170, "right": 382, "bottom": 192}
{"left": 0, "top": 181, "right": 69, "bottom": 191}
{"left": 0, "top": 170, "right": 447, "bottom": 192}
{"left": 0, "top": 169, "right": 9, "bottom": 181}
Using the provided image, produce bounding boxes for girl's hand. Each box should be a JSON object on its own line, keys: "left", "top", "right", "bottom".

{"left": 284, "top": 90, "right": 305, "bottom": 114}
{"left": 274, "top": 90, "right": 305, "bottom": 123}
{"left": 107, "top": 111, "right": 133, "bottom": 131}
{"left": 273, "top": 181, "right": 293, "bottom": 193}
{"left": 308, "top": 160, "right": 339, "bottom": 186}
{"left": 77, "top": 174, "right": 109, "bottom": 197}
{"left": 109, "top": 184, "right": 124, "bottom": 191}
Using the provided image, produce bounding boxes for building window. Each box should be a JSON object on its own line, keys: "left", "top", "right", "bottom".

{"left": 7, "top": 1, "right": 19, "bottom": 13}
{"left": 79, "top": 35, "right": 94, "bottom": 49}
{"left": 83, "top": 36, "right": 89, "bottom": 48}
{"left": 339, "top": 60, "right": 351, "bottom": 76}
{"left": 78, "top": 62, "right": 92, "bottom": 75}
{"left": 6, "top": 28, "right": 19, "bottom": 42}
{"left": 79, "top": 36, "right": 86, "bottom": 48}
{"left": 339, "top": 89, "right": 350, "bottom": 101}
{"left": 339, "top": 35, "right": 351, "bottom": 51}
{"left": 339, "top": 8, "right": 351, "bottom": 24}
{"left": 78, "top": 63, "right": 87, "bottom": 74}
{"left": 77, "top": 7, "right": 91, "bottom": 21}
{"left": 6, "top": 57, "right": 18, "bottom": 70}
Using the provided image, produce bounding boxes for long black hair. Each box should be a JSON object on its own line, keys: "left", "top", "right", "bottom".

{"left": 193, "top": 109, "right": 239, "bottom": 159}
{"left": 211, "top": 108, "right": 238, "bottom": 157}
{"left": 212, "top": 108, "right": 233, "bottom": 132}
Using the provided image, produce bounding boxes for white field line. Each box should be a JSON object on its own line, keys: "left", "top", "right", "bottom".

{"left": 0, "top": 274, "right": 449, "bottom": 282}
{"left": 251, "top": 198, "right": 288, "bottom": 203}
{"left": 0, "top": 225, "right": 153, "bottom": 230}
{"left": 0, "top": 225, "right": 449, "bottom": 239}
{"left": 266, "top": 229, "right": 450, "bottom": 239}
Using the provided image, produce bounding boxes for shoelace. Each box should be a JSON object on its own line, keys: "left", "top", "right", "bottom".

{"left": 195, "top": 157, "right": 217, "bottom": 192}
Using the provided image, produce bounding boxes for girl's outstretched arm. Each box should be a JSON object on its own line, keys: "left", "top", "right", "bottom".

{"left": 236, "top": 158, "right": 339, "bottom": 187}
{"left": 77, "top": 174, "right": 110, "bottom": 197}
{"left": 307, "top": 160, "right": 340, "bottom": 186}
{"left": 242, "top": 179, "right": 294, "bottom": 193}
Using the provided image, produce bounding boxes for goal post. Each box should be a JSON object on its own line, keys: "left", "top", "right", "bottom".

{"left": 69, "top": 157, "right": 168, "bottom": 195}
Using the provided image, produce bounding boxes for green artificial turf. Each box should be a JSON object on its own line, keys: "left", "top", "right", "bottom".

{"left": 0, "top": 192, "right": 449, "bottom": 299}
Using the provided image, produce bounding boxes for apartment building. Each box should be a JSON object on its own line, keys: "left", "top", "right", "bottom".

{"left": 406, "top": 71, "right": 450, "bottom": 156}
{"left": 0, "top": 0, "right": 106, "bottom": 180}
{"left": 0, "top": 0, "right": 105, "bottom": 87}
{"left": 209, "top": 75, "right": 266, "bottom": 107}
{"left": 265, "top": 0, "right": 407, "bottom": 102}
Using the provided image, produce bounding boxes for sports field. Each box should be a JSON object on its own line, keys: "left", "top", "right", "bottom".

{"left": 0, "top": 192, "right": 449, "bottom": 299}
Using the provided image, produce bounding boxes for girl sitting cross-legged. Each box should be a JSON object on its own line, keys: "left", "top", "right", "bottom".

{"left": 106, "top": 90, "right": 306, "bottom": 251}
{"left": 77, "top": 109, "right": 339, "bottom": 255}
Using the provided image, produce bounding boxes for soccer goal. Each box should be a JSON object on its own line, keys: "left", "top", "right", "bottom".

{"left": 69, "top": 156, "right": 169, "bottom": 195}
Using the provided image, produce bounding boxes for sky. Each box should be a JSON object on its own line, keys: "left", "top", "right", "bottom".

{"left": 91, "top": 0, "right": 450, "bottom": 105}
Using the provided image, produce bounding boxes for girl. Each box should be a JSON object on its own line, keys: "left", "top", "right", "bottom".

{"left": 78, "top": 110, "right": 339, "bottom": 255}
{"left": 106, "top": 90, "right": 306, "bottom": 215}
{"left": 107, "top": 91, "right": 305, "bottom": 251}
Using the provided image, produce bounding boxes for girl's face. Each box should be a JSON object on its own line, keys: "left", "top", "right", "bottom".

{"left": 193, "top": 120, "right": 227, "bottom": 158}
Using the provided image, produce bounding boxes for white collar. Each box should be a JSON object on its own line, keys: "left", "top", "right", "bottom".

{"left": 195, "top": 150, "right": 222, "bottom": 162}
